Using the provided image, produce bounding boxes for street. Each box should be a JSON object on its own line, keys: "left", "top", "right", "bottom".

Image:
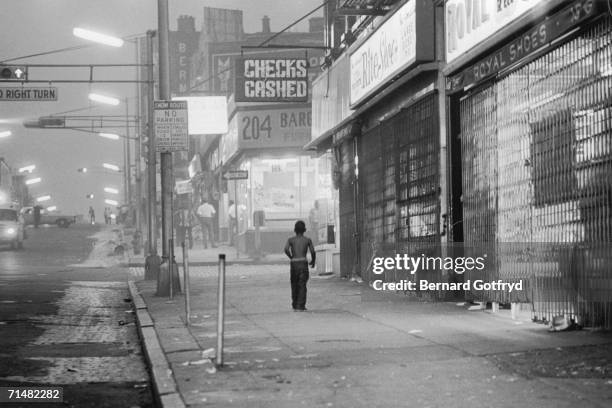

{"left": 0, "top": 224, "right": 154, "bottom": 407}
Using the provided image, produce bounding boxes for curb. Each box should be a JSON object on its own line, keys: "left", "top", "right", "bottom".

{"left": 125, "top": 260, "right": 286, "bottom": 268}
{"left": 128, "top": 281, "right": 185, "bottom": 408}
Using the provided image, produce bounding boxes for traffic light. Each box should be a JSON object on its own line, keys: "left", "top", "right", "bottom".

{"left": 0, "top": 65, "right": 27, "bottom": 81}
{"left": 77, "top": 168, "right": 88, "bottom": 173}
{"left": 86, "top": 193, "right": 94, "bottom": 199}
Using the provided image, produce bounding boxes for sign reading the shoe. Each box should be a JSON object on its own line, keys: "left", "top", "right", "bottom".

{"left": 234, "top": 58, "right": 309, "bottom": 102}
{"left": 349, "top": 0, "right": 434, "bottom": 108}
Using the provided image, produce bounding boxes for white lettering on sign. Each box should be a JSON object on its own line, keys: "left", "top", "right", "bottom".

{"left": 349, "top": 0, "right": 417, "bottom": 106}
{"left": 154, "top": 100, "right": 189, "bottom": 152}
{"left": 445, "top": 0, "right": 549, "bottom": 64}
{"left": 237, "top": 58, "right": 309, "bottom": 101}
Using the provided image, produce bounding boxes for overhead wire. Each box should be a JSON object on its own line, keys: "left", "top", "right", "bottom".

{"left": 187, "top": 1, "right": 329, "bottom": 92}
{"left": 0, "top": 32, "right": 149, "bottom": 64}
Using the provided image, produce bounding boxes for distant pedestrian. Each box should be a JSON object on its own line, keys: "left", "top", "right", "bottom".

{"left": 104, "top": 207, "right": 110, "bottom": 224}
{"left": 196, "top": 199, "right": 216, "bottom": 249}
{"left": 227, "top": 200, "right": 246, "bottom": 246}
{"left": 284, "top": 220, "right": 316, "bottom": 312}
{"left": 88, "top": 206, "right": 95, "bottom": 224}
{"left": 308, "top": 200, "right": 320, "bottom": 245}
{"left": 33, "top": 205, "right": 41, "bottom": 228}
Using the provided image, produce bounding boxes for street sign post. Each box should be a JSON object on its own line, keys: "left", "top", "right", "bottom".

{"left": 154, "top": 100, "right": 188, "bottom": 152}
{"left": 223, "top": 169, "right": 248, "bottom": 259}
{"left": 223, "top": 170, "right": 248, "bottom": 180}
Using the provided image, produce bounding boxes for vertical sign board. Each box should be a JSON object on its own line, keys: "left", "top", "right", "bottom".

{"left": 234, "top": 58, "right": 309, "bottom": 102}
{"left": 154, "top": 100, "right": 189, "bottom": 152}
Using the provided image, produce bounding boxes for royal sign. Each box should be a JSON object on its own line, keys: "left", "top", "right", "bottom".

{"left": 445, "top": 0, "right": 559, "bottom": 64}
{"left": 234, "top": 58, "right": 309, "bottom": 102}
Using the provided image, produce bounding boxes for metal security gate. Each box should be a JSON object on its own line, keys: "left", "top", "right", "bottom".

{"left": 337, "top": 138, "right": 357, "bottom": 278}
{"left": 359, "top": 94, "right": 440, "bottom": 285}
{"left": 459, "top": 16, "right": 612, "bottom": 327}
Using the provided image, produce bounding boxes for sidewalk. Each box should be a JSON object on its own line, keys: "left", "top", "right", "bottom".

{"left": 129, "top": 266, "right": 612, "bottom": 408}
{"left": 128, "top": 244, "right": 286, "bottom": 267}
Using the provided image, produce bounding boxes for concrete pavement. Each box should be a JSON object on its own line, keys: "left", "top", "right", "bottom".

{"left": 128, "top": 244, "right": 286, "bottom": 267}
{"left": 129, "top": 264, "right": 612, "bottom": 408}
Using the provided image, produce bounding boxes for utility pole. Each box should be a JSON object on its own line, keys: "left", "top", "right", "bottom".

{"left": 125, "top": 97, "right": 132, "bottom": 216}
{"left": 144, "top": 30, "right": 160, "bottom": 279}
{"left": 156, "top": 0, "right": 179, "bottom": 296}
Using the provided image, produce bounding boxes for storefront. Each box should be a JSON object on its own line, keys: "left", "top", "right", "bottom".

{"left": 310, "top": 0, "right": 446, "bottom": 285}
{"left": 219, "top": 98, "right": 334, "bottom": 255}
{"left": 445, "top": 0, "right": 612, "bottom": 327}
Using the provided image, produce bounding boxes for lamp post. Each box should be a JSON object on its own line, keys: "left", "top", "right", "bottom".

{"left": 72, "top": 25, "right": 157, "bottom": 280}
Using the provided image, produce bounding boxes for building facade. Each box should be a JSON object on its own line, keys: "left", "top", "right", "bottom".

{"left": 311, "top": 0, "right": 612, "bottom": 327}
{"left": 310, "top": 0, "right": 446, "bottom": 285}
{"left": 445, "top": 0, "right": 612, "bottom": 326}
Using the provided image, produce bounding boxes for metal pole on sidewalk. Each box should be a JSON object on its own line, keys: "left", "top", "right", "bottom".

{"left": 182, "top": 241, "right": 191, "bottom": 325}
{"left": 216, "top": 254, "right": 226, "bottom": 366}
{"left": 169, "top": 238, "right": 174, "bottom": 300}
{"left": 234, "top": 181, "right": 239, "bottom": 259}
{"left": 146, "top": 30, "right": 157, "bottom": 256}
{"left": 156, "top": 0, "right": 175, "bottom": 296}
{"left": 144, "top": 30, "right": 160, "bottom": 280}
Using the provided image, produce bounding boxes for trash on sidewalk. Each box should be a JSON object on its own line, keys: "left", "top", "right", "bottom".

{"left": 548, "top": 315, "right": 579, "bottom": 332}
{"left": 181, "top": 359, "right": 210, "bottom": 366}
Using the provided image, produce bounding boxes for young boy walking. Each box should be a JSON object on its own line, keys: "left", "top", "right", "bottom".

{"left": 284, "top": 220, "right": 316, "bottom": 311}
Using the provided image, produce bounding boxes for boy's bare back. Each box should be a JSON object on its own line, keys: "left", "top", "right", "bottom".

{"left": 285, "top": 235, "right": 315, "bottom": 264}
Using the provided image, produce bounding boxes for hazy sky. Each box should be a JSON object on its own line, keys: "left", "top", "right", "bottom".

{"left": 0, "top": 0, "right": 322, "bottom": 217}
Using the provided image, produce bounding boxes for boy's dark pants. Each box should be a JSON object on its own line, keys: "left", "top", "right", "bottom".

{"left": 290, "top": 261, "right": 309, "bottom": 309}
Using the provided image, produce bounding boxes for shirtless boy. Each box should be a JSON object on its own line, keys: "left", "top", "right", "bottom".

{"left": 284, "top": 220, "right": 316, "bottom": 311}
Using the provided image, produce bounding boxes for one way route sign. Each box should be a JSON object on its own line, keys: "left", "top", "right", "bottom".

{"left": 154, "top": 100, "right": 188, "bottom": 152}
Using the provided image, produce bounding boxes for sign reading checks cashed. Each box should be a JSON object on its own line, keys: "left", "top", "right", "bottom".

{"left": 234, "top": 58, "right": 309, "bottom": 102}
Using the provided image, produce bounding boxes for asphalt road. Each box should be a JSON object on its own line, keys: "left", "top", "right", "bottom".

{"left": 0, "top": 224, "right": 154, "bottom": 408}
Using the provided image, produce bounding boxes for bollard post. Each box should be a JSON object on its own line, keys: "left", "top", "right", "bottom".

{"left": 216, "top": 254, "right": 226, "bottom": 367}
{"left": 169, "top": 238, "right": 174, "bottom": 300}
{"left": 182, "top": 241, "right": 190, "bottom": 326}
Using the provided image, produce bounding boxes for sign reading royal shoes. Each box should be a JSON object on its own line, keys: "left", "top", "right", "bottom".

{"left": 235, "top": 58, "right": 309, "bottom": 102}
{"left": 445, "top": 0, "right": 558, "bottom": 64}
{"left": 349, "top": 0, "right": 434, "bottom": 107}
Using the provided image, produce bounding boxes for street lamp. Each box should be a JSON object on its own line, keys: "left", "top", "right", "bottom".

{"left": 102, "top": 163, "right": 121, "bottom": 172}
{"left": 0, "top": 130, "right": 11, "bottom": 138}
{"left": 77, "top": 167, "right": 88, "bottom": 173}
{"left": 88, "top": 92, "right": 120, "bottom": 106}
{"left": 104, "top": 187, "right": 119, "bottom": 194}
{"left": 99, "top": 132, "right": 120, "bottom": 140}
{"left": 47, "top": 206, "right": 57, "bottom": 212}
{"left": 18, "top": 164, "right": 36, "bottom": 173}
{"left": 105, "top": 199, "right": 119, "bottom": 206}
{"left": 36, "top": 195, "right": 51, "bottom": 202}
{"left": 73, "top": 27, "right": 124, "bottom": 47}
{"left": 25, "top": 177, "right": 41, "bottom": 185}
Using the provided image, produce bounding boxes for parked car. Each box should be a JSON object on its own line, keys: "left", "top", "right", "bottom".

{"left": 0, "top": 207, "right": 25, "bottom": 249}
{"left": 20, "top": 206, "right": 77, "bottom": 228}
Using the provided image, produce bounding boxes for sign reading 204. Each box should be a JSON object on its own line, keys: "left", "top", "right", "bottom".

{"left": 242, "top": 114, "right": 272, "bottom": 140}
